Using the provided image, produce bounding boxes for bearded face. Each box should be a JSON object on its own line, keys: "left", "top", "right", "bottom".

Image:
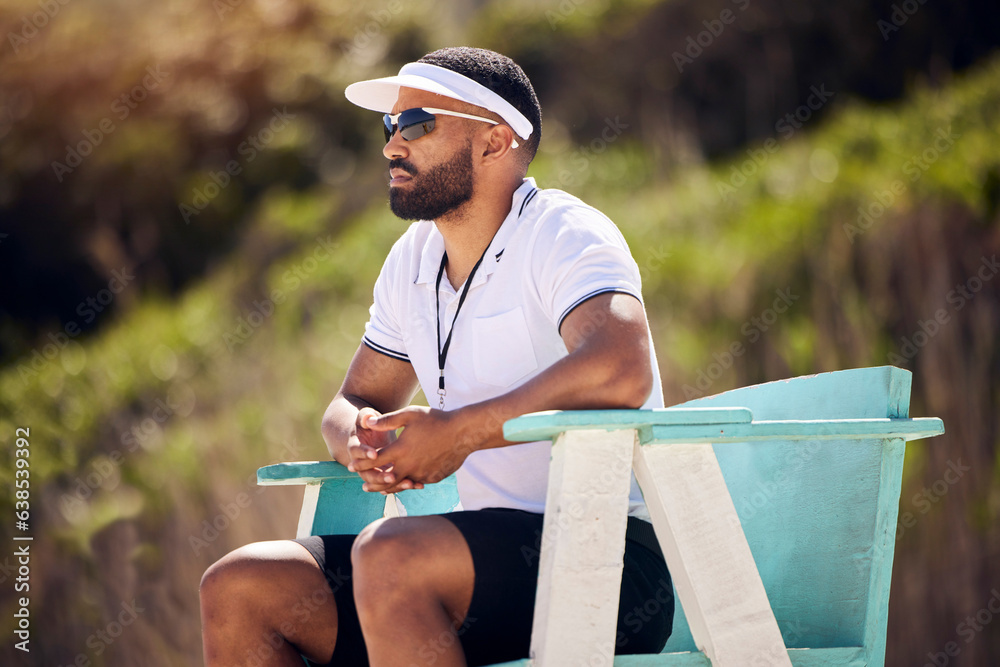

{"left": 388, "top": 140, "right": 475, "bottom": 221}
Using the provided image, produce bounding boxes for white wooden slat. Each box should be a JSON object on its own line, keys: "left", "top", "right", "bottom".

{"left": 384, "top": 493, "right": 402, "bottom": 518}
{"left": 530, "top": 428, "right": 636, "bottom": 667}
{"left": 296, "top": 484, "right": 321, "bottom": 539}
{"left": 632, "top": 441, "right": 791, "bottom": 667}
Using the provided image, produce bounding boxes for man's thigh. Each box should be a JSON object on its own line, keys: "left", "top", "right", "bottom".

{"left": 297, "top": 509, "right": 672, "bottom": 666}
{"left": 440, "top": 509, "right": 673, "bottom": 663}
{"left": 295, "top": 514, "right": 476, "bottom": 666}
{"left": 437, "top": 508, "right": 546, "bottom": 666}
{"left": 201, "top": 539, "right": 340, "bottom": 666}
{"left": 294, "top": 533, "right": 365, "bottom": 666}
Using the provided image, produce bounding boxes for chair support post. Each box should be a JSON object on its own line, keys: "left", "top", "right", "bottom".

{"left": 529, "top": 428, "right": 636, "bottom": 667}
{"left": 633, "top": 441, "right": 791, "bottom": 667}
{"left": 296, "top": 484, "right": 322, "bottom": 539}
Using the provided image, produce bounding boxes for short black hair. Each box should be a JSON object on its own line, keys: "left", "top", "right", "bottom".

{"left": 418, "top": 47, "right": 541, "bottom": 165}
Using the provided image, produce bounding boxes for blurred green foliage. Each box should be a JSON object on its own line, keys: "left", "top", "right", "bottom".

{"left": 2, "top": 48, "right": 998, "bottom": 666}
{"left": 1, "top": 0, "right": 999, "bottom": 664}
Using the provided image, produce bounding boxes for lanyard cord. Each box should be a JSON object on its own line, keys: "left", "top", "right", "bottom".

{"left": 435, "top": 246, "right": 489, "bottom": 409}
{"left": 433, "top": 186, "right": 537, "bottom": 409}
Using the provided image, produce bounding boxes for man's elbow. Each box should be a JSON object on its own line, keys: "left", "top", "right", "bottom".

{"left": 605, "top": 354, "right": 654, "bottom": 409}
{"left": 621, "top": 369, "right": 654, "bottom": 409}
{"left": 320, "top": 415, "right": 334, "bottom": 444}
{"left": 320, "top": 410, "right": 342, "bottom": 460}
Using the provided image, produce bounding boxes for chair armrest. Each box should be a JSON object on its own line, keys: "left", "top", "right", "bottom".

{"left": 257, "top": 460, "right": 461, "bottom": 537}
{"left": 504, "top": 409, "right": 944, "bottom": 444}
{"left": 644, "top": 417, "right": 945, "bottom": 443}
{"left": 257, "top": 460, "right": 353, "bottom": 486}
{"left": 503, "top": 407, "right": 753, "bottom": 442}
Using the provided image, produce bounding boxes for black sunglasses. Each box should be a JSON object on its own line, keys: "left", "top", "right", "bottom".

{"left": 383, "top": 107, "right": 518, "bottom": 147}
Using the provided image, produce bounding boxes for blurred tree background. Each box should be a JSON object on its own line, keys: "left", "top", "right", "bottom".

{"left": 0, "top": 0, "right": 998, "bottom": 664}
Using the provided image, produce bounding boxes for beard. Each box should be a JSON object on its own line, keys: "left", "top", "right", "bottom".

{"left": 389, "top": 140, "right": 474, "bottom": 221}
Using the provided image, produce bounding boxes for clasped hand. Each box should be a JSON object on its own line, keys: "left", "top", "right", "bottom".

{"left": 346, "top": 405, "right": 473, "bottom": 494}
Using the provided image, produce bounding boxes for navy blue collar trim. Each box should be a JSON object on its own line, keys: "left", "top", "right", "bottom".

{"left": 518, "top": 187, "right": 539, "bottom": 217}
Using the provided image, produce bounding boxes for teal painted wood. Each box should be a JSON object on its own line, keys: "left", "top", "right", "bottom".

{"left": 258, "top": 461, "right": 356, "bottom": 485}
{"left": 660, "top": 366, "right": 929, "bottom": 662}
{"left": 864, "top": 437, "right": 906, "bottom": 666}
{"left": 258, "top": 461, "right": 384, "bottom": 534}
{"left": 502, "top": 407, "right": 753, "bottom": 442}
{"left": 257, "top": 461, "right": 459, "bottom": 532}
{"left": 395, "top": 476, "right": 460, "bottom": 516}
{"left": 678, "top": 366, "right": 912, "bottom": 421}
{"left": 644, "top": 417, "right": 942, "bottom": 444}
{"left": 311, "top": 477, "right": 385, "bottom": 535}
{"left": 656, "top": 436, "right": 887, "bottom": 653}
{"left": 612, "top": 647, "right": 867, "bottom": 666}
{"left": 507, "top": 415, "right": 943, "bottom": 446}
{"left": 257, "top": 461, "right": 385, "bottom": 535}
{"left": 498, "top": 366, "right": 944, "bottom": 665}
{"left": 486, "top": 646, "right": 866, "bottom": 667}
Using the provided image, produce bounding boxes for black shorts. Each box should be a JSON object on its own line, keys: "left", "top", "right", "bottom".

{"left": 294, "top": 508, "right": 673, "bottom": 666}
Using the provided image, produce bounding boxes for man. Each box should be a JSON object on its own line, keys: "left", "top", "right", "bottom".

{"left": 200, "top": 46, "right": 673, "bottom": 666}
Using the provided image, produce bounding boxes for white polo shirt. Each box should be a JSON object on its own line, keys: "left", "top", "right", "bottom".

{"left": 363, "top": 177, "right": 663, "bottom": 516}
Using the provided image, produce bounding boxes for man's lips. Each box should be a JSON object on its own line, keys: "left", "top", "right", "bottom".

{"left": 389, "top": 168, "right": 413, "bottom": 186}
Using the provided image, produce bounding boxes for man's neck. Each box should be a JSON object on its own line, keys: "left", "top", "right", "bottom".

{"left": 435, "top": 187, "right": 517, "bottom": 289}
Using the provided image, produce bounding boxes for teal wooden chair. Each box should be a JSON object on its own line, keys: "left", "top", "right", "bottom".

{"left": 257, "top": 366, "right": 944, "bottom": 666}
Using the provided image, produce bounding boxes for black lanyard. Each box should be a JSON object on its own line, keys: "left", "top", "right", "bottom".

{"left": 435, "top": 246, "right": 489, "bottom": 409}
{"left": 432, "top": 187, "right": 536, "bottom": 409}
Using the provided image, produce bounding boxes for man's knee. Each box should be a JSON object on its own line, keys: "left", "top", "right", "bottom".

{"left": 357, "top": 517, "right": 458, "bottom": 590}
{"left": 201, "top": 540, "right": 319, "bottom": 604}
{"left": 351, "top": 518, "right": 405, "bottom": 575}
{"left": 201, "top": 542, "right": 262, "bottom": 606}
{"left": 200, "top": 541, "right": 339, "bottom": 664}
{"left": 351, "top": 517, "right": 472, "bottom": 608}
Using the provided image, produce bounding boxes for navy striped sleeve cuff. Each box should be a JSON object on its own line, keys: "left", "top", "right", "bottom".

{"left": 362, "top": 337, "right": 410, "bottom": 362}
{"left": 557, "top": 288, "right": 642, "bottom": 332}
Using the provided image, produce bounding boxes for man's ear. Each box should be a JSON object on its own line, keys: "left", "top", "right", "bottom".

{"left": 481, "top": 124, "right": 517, "bottom": 162}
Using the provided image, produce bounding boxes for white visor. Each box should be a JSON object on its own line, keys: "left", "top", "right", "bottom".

{"left": 345, "top": 62, "right": 533, "bottom": 141}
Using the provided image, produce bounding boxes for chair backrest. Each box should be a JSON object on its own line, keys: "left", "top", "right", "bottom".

{"left": 662, "top": 366, "right": 913, "bottom": 662}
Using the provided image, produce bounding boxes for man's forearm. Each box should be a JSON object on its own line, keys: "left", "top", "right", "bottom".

{"left": 350, "top": 295, "right": 653, "bottom": 492}
{"left": 453, "top": 337, "right": 651, "bottom": 455}
{"left": 321, "top": 393, "right": 371, "bottom": 464}
{"left": 322, "top": 343, "right": 421, "bottom": 464}
{"left": 452, "top": 293, "right": 653, "bottom": 455}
